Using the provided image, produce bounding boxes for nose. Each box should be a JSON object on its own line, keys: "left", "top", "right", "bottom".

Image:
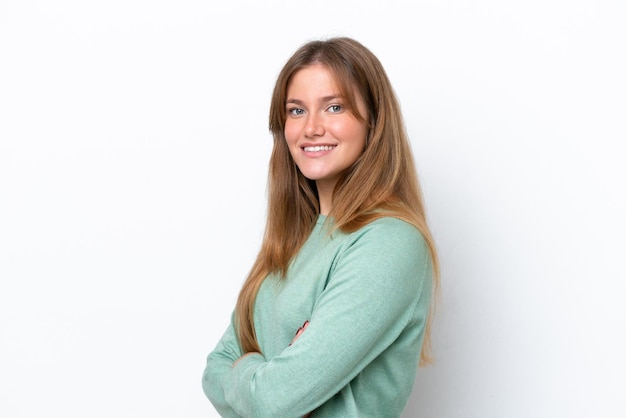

{"left": 305, "top": 114, "right": 325, "bottom": 137}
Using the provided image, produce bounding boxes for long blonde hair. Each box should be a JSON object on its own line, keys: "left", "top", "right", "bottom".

{"left": 235, "top": 37, "right": 439, "bottom": 365}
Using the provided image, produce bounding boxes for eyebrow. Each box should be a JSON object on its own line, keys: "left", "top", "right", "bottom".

{"left": 286, "top": 96, "right": 343, "bottom": 106}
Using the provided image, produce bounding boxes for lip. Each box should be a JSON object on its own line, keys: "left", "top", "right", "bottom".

{"left": 300, "top": 144, "right": 337, "bottom": 157}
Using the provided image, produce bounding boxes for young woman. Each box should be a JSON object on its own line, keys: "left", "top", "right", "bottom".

{"left": 202, "top": 37, "right": 439, "bottom": 418}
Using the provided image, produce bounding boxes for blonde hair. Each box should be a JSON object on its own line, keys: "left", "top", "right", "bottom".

{"left": 235, "top": 37, "right": 439, "bottom": 365}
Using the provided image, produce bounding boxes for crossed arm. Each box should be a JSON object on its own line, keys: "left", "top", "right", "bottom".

{"left": 202, "top": 221, "right": 430, "bottom": 418}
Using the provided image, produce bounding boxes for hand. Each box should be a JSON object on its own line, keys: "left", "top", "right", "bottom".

{"left": 290, "top": 320, "right": 309, "bottom": 346}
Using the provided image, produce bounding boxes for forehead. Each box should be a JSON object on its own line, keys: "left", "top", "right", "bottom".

{"left": 283, "top": 63, "right": 368, "bottom": 119}
{"left": 287, "top": 64, "right": 341, "bottom": 94}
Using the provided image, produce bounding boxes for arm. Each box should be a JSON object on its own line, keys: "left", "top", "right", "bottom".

{"left": 202, "top": 315, "right": 246, "bottom": 418}
{"left": 222, "top": 220, "right": 432, "bottom": 418}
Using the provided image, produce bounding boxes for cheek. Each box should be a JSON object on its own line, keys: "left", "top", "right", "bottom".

{"left": 283, "top": 122, "right": 298, "bottom": 146}
{"left": 344, "top": 122, "right": 368, "bottom": 149}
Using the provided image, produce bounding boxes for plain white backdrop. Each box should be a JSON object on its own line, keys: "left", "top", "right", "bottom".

{"left": 1, "top": 1, "right": 624, "bottom": 417}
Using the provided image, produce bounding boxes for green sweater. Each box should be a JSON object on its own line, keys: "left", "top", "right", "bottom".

{"left": 202, "top": 216, "right": 432, "bottom": 417}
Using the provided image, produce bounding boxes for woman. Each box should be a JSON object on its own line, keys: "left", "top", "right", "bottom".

{"left": 202, "top": 37, "right": 439, "bottom": 418}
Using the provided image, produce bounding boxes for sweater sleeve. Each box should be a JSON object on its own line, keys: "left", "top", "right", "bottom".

{"left": 221, "top": 220, "right": 432, "bottom": 418}
{"left": 202, "top": 315, "right": 246, "bottom": 418}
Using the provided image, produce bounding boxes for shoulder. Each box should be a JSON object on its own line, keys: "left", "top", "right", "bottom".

{"left": 348, "top": 217, "right": 427, "bottom": 255}
{"left": 331, "top": 216, "right": 432, "bottom": 302}
{"left": 336, "top": 217, "right": 430, "bottom": 277}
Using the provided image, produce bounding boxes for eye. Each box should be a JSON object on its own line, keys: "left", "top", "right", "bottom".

{"left": 327, "top": 104, "right": 343, "bottom": 113}
{"left": 287, "top": 107, "right": 305, "bottom": 116}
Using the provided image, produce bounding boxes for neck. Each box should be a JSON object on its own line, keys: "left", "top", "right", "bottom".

{"left": 316, "top": 180, "right": 334, "bottom": 215}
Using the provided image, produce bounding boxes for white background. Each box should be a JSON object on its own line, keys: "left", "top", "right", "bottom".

{"left": 1, "top": 1, "right": 624, "bottom": 417}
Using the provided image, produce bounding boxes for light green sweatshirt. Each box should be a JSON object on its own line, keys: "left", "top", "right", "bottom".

{"left": 202, "top": 215, "right": 432, "bottom": 417}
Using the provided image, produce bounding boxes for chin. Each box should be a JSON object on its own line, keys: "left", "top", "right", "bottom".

{"left": 300, "top": 171, "right": 330, "bottom": 182}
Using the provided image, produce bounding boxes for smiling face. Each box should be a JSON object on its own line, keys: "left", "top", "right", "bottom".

{"left": 284, "top": 64, "right": 369, "bottom": 201}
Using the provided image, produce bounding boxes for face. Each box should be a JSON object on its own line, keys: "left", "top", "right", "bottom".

{"left": 284, "top": 64, "right": 368, "bottom": 193}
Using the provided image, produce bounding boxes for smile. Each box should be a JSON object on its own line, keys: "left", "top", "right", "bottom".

{"left": 303, "top": 145, "right": 336, "bottom": 152}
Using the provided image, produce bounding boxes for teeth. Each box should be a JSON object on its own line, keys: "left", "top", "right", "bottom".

{"left": 303, "top": 145, "right": 335, "bottom": 152}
